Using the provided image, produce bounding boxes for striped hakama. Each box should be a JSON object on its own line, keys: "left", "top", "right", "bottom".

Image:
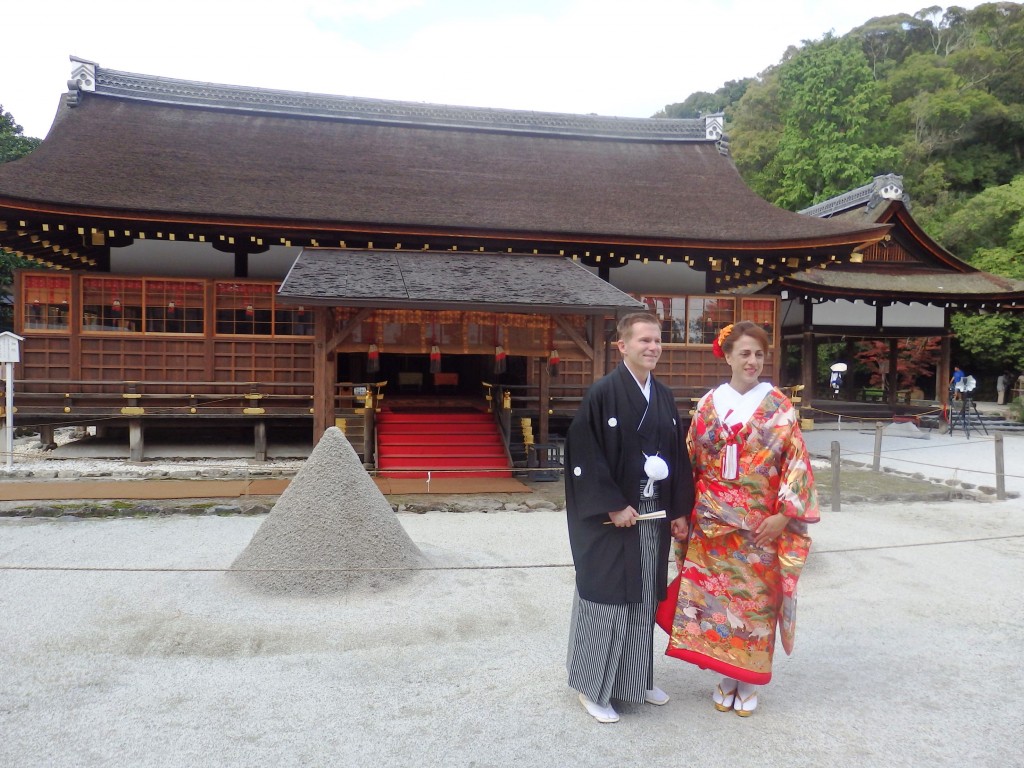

{"left": 566, "top": 486, "right": 663, "bottom": 706}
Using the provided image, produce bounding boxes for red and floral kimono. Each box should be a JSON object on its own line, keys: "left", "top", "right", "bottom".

{"left": 659, "top": 383, "right": 819, "bottom": 685}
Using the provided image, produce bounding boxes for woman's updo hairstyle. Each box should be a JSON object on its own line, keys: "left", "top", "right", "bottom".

{"left": 720, "top": 320, "right": 769, "bottom": 355}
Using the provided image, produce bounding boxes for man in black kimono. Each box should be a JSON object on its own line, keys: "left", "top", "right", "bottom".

{"left": 565, "top": 312, "right": 694, "bottom": 723}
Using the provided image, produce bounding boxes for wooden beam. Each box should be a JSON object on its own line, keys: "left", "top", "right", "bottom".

{"left": 331, "top": 307, "right": 373, "bottom": 348}
{"left": 553, "top": 314, "right": 594, "bottom": 360}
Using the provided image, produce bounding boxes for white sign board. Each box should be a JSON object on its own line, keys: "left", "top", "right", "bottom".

{"left": 0, "top": 331, "right": 23, "bottom": 363}
{"left": 1, "top": 332, "right": 21, "bottom": 467}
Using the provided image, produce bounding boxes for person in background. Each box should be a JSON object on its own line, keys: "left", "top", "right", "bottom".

{"left": 996, "top": 372, "right": 1007, "bottom": 405}
{"left": 950, "top": 366, "right": 965, "bottom": 401}
{"left": 661, "top": 320, "right": 819, "bottom": 717}
{"left": 564, "top": 312, "right": 694, "bottom": 724}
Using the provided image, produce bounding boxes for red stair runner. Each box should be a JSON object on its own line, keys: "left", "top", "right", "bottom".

{"left": 376, "top": 409, "right": 512, "bottom": 479}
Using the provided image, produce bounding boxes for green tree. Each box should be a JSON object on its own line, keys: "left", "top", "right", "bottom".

{"left": 928, "top": 174, "right": 1024, "bottom": 257}
{"left": 732, "top": 35, "right": 900, "bottom": 209}
{"left": 1, "top": 105, "right": 43, "bottom": 330}
{"left": 951, "top": 313, "right": 1024, "bottom": 373}
{"left": 927, "top": 177, "right": 1024, "bottom": 376}
{"left": 0, "top": 105, "right": 41, "bottom": 163}
{"left": 656, "top": 79, "right": 754, "bottom": 119}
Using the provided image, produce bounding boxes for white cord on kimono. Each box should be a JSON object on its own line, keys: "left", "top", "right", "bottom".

{"left": 643, "top": 453, "right": 669, "bottom": 497}
{"left": 720, "top": 409, "right": 742, "bottom": 481}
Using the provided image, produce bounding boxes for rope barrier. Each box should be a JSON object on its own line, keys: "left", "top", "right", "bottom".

{"left": 823, "top": 444, "right": 1024, "bottom": 481}
{"left": 4, "top": 532, "right": 1023, "bottom": 575}
{"left": 805, "top": 404, "right": 945, "bottom": 421}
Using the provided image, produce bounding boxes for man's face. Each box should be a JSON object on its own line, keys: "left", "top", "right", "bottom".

{"left": 617, "top": 321, "right": 662, "bottom": 377}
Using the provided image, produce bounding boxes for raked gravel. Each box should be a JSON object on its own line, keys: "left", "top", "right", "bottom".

{"left": 1, "top": 497, "right": 1022, "bottom": 767}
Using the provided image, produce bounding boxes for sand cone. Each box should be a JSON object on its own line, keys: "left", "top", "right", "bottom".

{"left": 229, "top": 427, "right": 427, "bottom": 595}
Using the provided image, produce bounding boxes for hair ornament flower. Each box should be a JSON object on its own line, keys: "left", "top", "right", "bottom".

{"left": 712, "top": 324, "right": 734, "bottom": 359}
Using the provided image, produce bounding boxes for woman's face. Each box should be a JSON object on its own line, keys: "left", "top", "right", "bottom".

{"left": 725, "top": 333, "right": 765, "bottom": 391}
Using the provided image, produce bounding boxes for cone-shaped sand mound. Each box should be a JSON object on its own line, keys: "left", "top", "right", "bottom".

{"left": 230, "top": 427, "right": 427, "bottom": 595}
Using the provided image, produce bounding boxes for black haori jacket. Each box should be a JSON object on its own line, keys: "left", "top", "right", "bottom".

{"left": 565, "top": 363, "right": 694, "bottom": 605}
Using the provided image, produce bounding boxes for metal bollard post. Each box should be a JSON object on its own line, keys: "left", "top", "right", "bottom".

{"left": 872, "top": 422, "right": 884, "bottom": 472}
{"left": 831, "top": 440, "right": 841, "bottom": 512}
{"left": 995, "top": 432, "right": 1005, "bottom": 500}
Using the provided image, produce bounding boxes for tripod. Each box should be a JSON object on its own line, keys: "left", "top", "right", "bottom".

{"left": 949, "top": 393, "right": 988, "bottom": 438}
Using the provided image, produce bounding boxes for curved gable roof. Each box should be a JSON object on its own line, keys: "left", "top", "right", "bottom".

{"left": 785, "top": 175, "right": 1024, "bottom": 308}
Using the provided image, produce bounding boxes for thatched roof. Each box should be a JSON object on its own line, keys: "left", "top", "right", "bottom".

{"left": 0, "top": 60, "right": 887, "bottom": 274}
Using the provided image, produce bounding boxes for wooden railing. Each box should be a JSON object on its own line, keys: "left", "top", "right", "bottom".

{"left": 0, "top": 378, "right": 380, "bottom": 426}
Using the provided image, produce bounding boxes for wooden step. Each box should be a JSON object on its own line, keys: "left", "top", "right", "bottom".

{"left": 375, "top": 407, "right": 511, "bottom": 479}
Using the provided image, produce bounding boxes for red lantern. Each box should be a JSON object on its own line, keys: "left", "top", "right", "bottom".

{"left": 245, "top": 304, "right": 254, "bottom": 318}
{"left": 429, "top": 345, "right": 441, "bottom": 374}
{"left": 547, "top": 349, "right": 560, "bottom": 379}
{"left": 367, "top": 343, "right": 380, "bottom": 374}
{"left": 493, "top": 345, "right": 507, "bottom": 375}
{"left": 111, "top": 298, "right": 122, "bottom": 313}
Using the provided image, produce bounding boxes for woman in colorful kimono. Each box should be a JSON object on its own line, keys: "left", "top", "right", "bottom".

{"left": 661, "top": 320, "right": 819, "bottom": 716}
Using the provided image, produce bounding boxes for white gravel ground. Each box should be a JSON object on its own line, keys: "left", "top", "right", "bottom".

{"left": 1, "top": 496, "right": 1022, "bottom": 767}
{"left": 2, "top": 428, "right": 305, "bottom": 477}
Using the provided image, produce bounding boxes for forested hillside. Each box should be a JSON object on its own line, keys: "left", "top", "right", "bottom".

{"left": 659, "top": 2, "right": 1024, "bottom": 373}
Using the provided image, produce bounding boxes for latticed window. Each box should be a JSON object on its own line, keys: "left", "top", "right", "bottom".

{"left": 22, "top": 274, "right": 72, "bottom": 332}
{"left": 740, "top": 298, "right": 776, "bottom": 345}
{"left": 213, "top": 282, "right": 313, "bottom": 337}
{"left": 274, "top": 304, "right": 314, "bottom": 336}
{"left": 634, "top": 295, "right": 738, "bottom": 345}
{"left": 686, "top": 297, "right": 735, "bottom": 344}
{"left": 144, "top": 280, "right": 205, "bottom": 334}
{"left": 82, "top": 278, "right": 144, "bottom": 333}
{"left": 215, "top": 282, "right": 274, "bottom": 335}
{"left": 81, "top": 277, "right": 205, "bottom": 334}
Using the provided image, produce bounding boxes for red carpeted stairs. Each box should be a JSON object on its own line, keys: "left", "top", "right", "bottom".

{"left": 376, "top": 408, "right": 512, "bottom": 479}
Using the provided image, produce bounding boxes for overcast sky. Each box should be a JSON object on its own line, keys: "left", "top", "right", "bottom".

{"left": 5, "top": 1, "right": 983, "bottom": 139}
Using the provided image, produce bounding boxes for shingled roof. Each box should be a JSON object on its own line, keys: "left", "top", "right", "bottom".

{"left": 0, "top": 58, "right": 887, "bottom": 272}
{"left": 278, "top": 249, "right": 645, "bottom": 314}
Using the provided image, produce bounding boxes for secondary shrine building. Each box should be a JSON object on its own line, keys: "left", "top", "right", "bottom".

{"left": 7, "top": 57, "right": 991, "bottom": 471}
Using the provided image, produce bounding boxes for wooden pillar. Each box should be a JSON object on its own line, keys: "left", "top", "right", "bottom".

{"left": 234, "top": 252, "right": 249, "bottom": 278}
{"left": 938, "top": 333, "right": 951, "bottom": 405}
{"left": 888, "top": 338, "right": 900, "bottom": 407}
{"left": 363, "top": 405, "right": 375, "bottom": 468}
{"left": 312, "top": 307, "right": 334, "bottom": 444}
{"left": 254, "top": 420, "right": 267, "bottom": 462}
{"left": 129, "top": 419, "right": 144, "bottom": 462}
{"left": 38, "top": 424, "right": 56, "bottom": 449}
{"left": 801, "top": 331, "right": 815, "bottom": 401}
{"left": 538, "top": 356, "right": 551, "bottom": 443}
{"left": 591, "top": 316, "right": 608, "bottom": 382}
{"left": 779, "top": 338, "right": 790, "bottom": 386}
